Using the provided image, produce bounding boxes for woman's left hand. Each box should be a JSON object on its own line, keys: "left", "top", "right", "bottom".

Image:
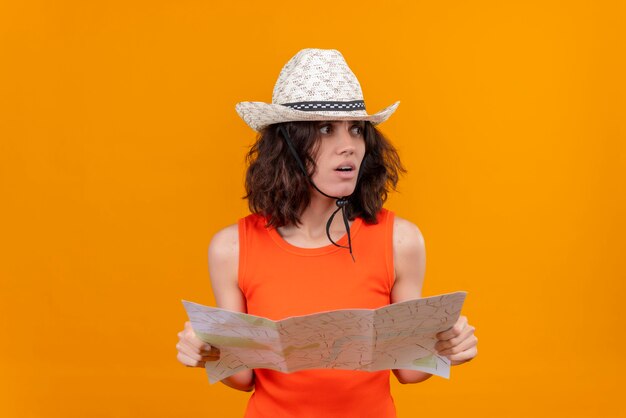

{"left": 435, "top": 315, "right": 478, "bottom": 365}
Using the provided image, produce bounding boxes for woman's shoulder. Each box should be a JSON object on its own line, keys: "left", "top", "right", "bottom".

{"left": 390, "top": 214, "right": 426, "bottom": 301}
{"left": 365, "top": 209, "right": 424, "bottom": 255}
{"left": 208, "top": 212, "right": 268, "bottom": 263}
{"left": 208, "top": 223, "right": 239, "bottom": 266}
{"left": 392, "top": 214, "right": 426, "bottom": 256}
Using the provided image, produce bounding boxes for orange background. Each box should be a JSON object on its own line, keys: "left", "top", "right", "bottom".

{"left": 1, "top": 1, "right": 624, "bottom": 417}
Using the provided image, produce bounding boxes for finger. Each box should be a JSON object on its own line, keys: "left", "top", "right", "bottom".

{"left": 181, "top": 326, "right": 212, "bottom": 351}
{"left": 177, "top": 351, "right": 206, "bottom": 368}
{"left": 436, "top": 316, "right": 468, "bottom": 341}
{"left": 437, "top": 333, "right": 478, "bottom": 356}
{"left": 449, "top": 345, "right": 478, "bottom": 365}
{"left": 184, "top": 335, "right": 212, "bottom": 352}
{"left": 435, "top": 324, "right": 475, "bottom": 351}
{"left": 184, "top": 321, "right": 195, "bottom": 334}
{"left": 177, "top": 338, "right": 220, "bottom": 361}
{"left": 177, "top": 329, "right": 195, "bottom": 343}
{"left": 177, "top": 340, "right": 202, "bottom": 362}
{"left": 181, "top": 337, "right": 221, "bottom": 359}
{"left": 184, "top": 321, "right": 199, "bottom": 338}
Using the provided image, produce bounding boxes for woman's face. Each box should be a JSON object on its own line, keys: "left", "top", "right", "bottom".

{"left": 310, "top": 120, "right": 366, "bottom": 198}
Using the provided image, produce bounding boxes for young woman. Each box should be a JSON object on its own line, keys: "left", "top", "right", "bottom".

{"left": 176, "top": 49, "right": 478, "bottom": 417}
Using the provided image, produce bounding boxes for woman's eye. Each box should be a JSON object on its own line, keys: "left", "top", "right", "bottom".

{"left": 320, "top": 125, "right": 331, "bottom": 134}
{"left": 351, "top": 125, "right": 363, "bottom": 135}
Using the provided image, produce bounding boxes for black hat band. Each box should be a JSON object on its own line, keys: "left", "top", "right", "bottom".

{"left": 281, "top": 100, "right": 366, "bottom": 112}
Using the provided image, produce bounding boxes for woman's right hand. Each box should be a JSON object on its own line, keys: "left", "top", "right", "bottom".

{"left": 176, "top": 321, "right": 220, "bottom": 367}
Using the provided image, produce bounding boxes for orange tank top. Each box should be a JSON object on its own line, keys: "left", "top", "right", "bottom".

{"left": 238, "top": 208, "right": 397, "bottom": 418}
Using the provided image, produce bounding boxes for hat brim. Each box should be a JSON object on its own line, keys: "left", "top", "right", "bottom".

{"left": 235, "top": 101, "right": 400, "bottom": 132}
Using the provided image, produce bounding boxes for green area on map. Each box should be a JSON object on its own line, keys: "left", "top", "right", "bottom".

{"left": 412, "top": 354, "right": 437, "bottom": 368}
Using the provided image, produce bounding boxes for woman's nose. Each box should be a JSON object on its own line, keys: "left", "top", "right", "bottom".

{"left": 336, "top": 127, "right": 356, "bottom": 154}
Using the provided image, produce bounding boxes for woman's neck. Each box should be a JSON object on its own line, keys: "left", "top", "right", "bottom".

{"left": 276, "top": 191, "right": 351, "bottom": 247}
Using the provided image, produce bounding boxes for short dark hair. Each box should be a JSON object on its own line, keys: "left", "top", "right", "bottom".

{"left": 244, "top": 121, "right": 405, "bottom": 227}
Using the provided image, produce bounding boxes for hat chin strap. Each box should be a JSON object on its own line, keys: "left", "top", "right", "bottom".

{"left": 278, "top": 125, "right": 366, "bottom": 262}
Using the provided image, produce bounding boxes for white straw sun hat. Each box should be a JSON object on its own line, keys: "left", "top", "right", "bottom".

{"left": 236, "top": 48, "right": 400, "bottom": 132}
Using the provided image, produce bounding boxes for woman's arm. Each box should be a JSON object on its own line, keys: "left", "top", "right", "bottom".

{"left": 390, "top": 216, "right": 433, "bottom": 384}
{"left": 207, "top": 224, "right": 255, "bottom": 391}
{"left": 176, "top": 224, "right": 254, "bottom": 392}
{"left": 390, "top": 216, "right": 478, "bottom": 384}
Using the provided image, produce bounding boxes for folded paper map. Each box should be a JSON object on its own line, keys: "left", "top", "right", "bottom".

{"left": 182, "top": 291, "right": 466, "bottom": 383}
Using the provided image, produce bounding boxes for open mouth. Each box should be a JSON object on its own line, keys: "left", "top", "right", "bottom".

{"left": 335, "top": 166, "right": 354, "bottom": 172}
